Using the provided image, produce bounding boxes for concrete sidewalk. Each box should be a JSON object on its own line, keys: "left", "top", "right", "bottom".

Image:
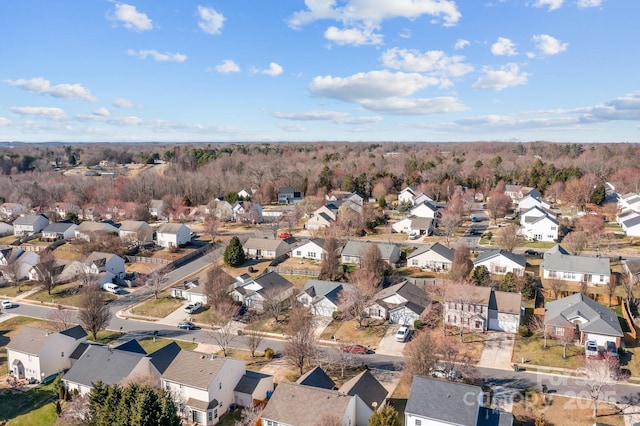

{"left": 478, "top": 331, "right": 515, "bottom": 370}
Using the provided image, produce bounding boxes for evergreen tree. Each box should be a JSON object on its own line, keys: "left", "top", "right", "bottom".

{"left": 131, "top": 387, "right": 158, "bottom": 426}
{"left": 223, "top": 236, "right": 246, "bottom": 267}
{"left": 472, "top": 265, "right": 491, "bottom": 286}
{"left": 88, "top": 380, "right": 109, "bottom": 423}
{"left": 368, "top": 404, "right": 401, "bottom": 426}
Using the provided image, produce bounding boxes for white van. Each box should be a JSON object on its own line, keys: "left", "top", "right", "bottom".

{"left": 103, "top": 283, "right": 122, "bottom": 294}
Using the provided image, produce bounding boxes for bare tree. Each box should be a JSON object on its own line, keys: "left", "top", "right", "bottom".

{"left": 562, "top": 231, "right": 589, "bottom": 255}
{"left": 204, "top": 266, "right": 234, "bottom": 309}
{"left": 438, "top": 208, "right": 463, "bottom": 248}
{"left": 578, "top": 358, "right": 616, "bottom": 418}
{"left": 339, "top": 269, "right": 378, "bottom": 328}
{"left": 233, "top": 405, "right": 263, "bottom": 426}
{"left": 284, "top": 306, "right": 318, "bottom": 375}
{"left": 318, "top": 237, "right": 339, "bottom": 281}
{"left": 210, "top": 300, "right": 239, "bottom": 357}
{"left": 620, "top": 272, "right": 635, "bottom": 301}
{"left": 528, "top": 314, "right": 549, "bottom": 348}
{"left": 606, "top": 275, "right": 618, "bottom": 307}
{"left": 361, "top": 242, "right": 386, "bottom": 279}
{"left": 327, "top": 342, "right": 357, "bottom": 379}
{"left": 558, "top": 326, "right": 575, "bottom": 359}
{"left": 486, "top": 192, "right": 512, "bottom": 224}
{"left": 403, "top": 330, "right": 438, "bottom": 378}
{"left": 203, "top": 213, "right": 221, "bottom": 242}
{"left": 145, "top": 266, "right": 173, "bottom": 299}
{"left": 496, "top": 223, "right": 521, "bottom": 253}
{"left": 2, "top": 250, "right": 24, "bottom": 291}
{"left": 437, "top": 336, "right": 479, "bottom": 383}
{"left": 48, "top": 305, "right": 77, "bottom": 332}
{"left": 78, "top": 282, "right": 112, "bottom": 340}
{"left": 58, "top": 393, "right": 89, "bottom": 426}
{"left": 449, "top": 244, "right": 473, "bottom": 282}
{"left": 547, "top": 279, "right": 564, "bottom": 300}
{"left": 34, "top": 249, "right": 60, "bottom": 295}
{"left": 261, "top": 287, "right": 288, "bottom": 323}
{"left": 244, "top": 325, "right": 264, "bottom": 358}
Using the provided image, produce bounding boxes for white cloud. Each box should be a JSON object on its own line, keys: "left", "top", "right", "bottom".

{"left": 197, "top": 6, "right": 225, "bottom": 35}
{"left": 399, "top": 28, "right": 412, "bottom": 39}
{"left": 273, "top": 110, "right": 383, "bottom": 124}
{"left": 533, "top": 0, "right": 564, "bottom": 11}
{"left": 577, "top": 0, "right": 603, "bottom": 7}
{"left": 577, "top": 91, "right": 640, "bottom": 122}
{"left": 11, "top": 106, "right": 67, "bottom": 121}
{"left": 113, "top": 98, "right": 134, "bottom": 108}
{"left": 491, "top": 37, "right": 517, "bottom": 56}
{"left": 324, "top": 25, "right": 383, "bottom": 46}
{"left": 112, "top": 3, "right": 153, "bottom": 31}
{"left": 261, "top": 62, "right": 284, "bottom": 76}
{"left": 4, "top": 77, "right": 97, "bottom": 102}
{"left": 127, "top": 49, "right": 187, "bottom": 62}
{"left": 531, "top": 34, "right": 568, "bottom": 55}
{"left": 93, "top": 107, "right": 110, "bottom": 117}
{"left": 278, "top": 123, "right": 306, "bottom": 132}
{"left": 381, "top": 48, "right": 473, "bottom": 78}
{"left": 289, "top": 0, "right": 461, "bottom": 29}
{"left": 75, "top": 112, "right": 144, "bottom": 126}
{"left": 0, "top": 117, "right": 10, "bottom": 126}
{"left": 472, "top": 63, "right": 529, "bottom": 90}
{"left": 359, "top": 96, "right": 468, "bottom": 115}
{"left": 454, "top": 39, "right": 469, "bottom": 50}
{"left": 214, "top": 59, "right": 241, "bottom": 74}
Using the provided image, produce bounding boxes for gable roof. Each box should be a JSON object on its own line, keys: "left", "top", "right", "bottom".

{"left": 148, "top": 342, "right": 182, "bottom": 374}
{"left": 545, "top": 293, "right": 623, "bottom": 337}
{"left": 162, "top": 351, "right": 230, "bottom": 389}
{"left": 63, "top": 345, "right": 147, "bottom": 387}
{"left": 296, "top": 366, "right": 336, "bottom": 390}
{"left": 406, "top": 375, "right": 481, "bottom": 425}
{"left": 244, "top": 237, "right": 289, "bottom": 251}
{"left": 114, "top": 339, "right": 146, "bottom": 354}
{"left": 13, "top": 214, "right": 48, "bottom": 226}
{"left": 69, "top": 342, "right": 90, "bottom": 360}
{"left": 156, "top": 223, "right": 188, "bottom": 234}
{"left": 475, "top": 249, "right": 526, "bottom": 268}
{"left": 445, "top": 284, "right": 492, "bottom": 305}
{"left": 338, "top": 369, "right": 387, "bottom": 410}
{"left": 119, "top": 220, "right": 150, "bottom": 232}
{"left": 59, "top": 325, "right": 87, "bottom": 340}
{"left": 76, "top": 221, "right": 118, "bottom": 232}
{"left": 252, "top": 271, "right": 294, "bottom": 295}
{"left": 42, "top": 221, "right": 76, "bottom": 233}
{"left": 6, "top": 326, "right": 54, "bottom": 355}
{"left": 234, "top": 370, "right": 271, "bottom": 394}
{"left": 543, "top": 244, "right": 610, "bottom": 275}
{"left": 374, "top": 281, "right": 430, "bottom": 314}
{"left": 341, "top": 240, "right": 398, "bottom": 260}
{"left": 301, "top": 279, "right": 343, "bottom": 299}
{"left": 408, "top": 242, "right": 455, "bottom": 261}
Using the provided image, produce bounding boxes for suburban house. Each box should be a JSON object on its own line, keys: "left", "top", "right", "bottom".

{"left": 51, "top": 203, "right": 81, "bottom": 220}
{"left": 208, "top": 200, "right": 234, "bottom": 222}
{"left": 261, "top": 368, "right": 387, "bottom": 426}
{"left": 16, "top": 251, "right": 41, "bottom": 281}
{"left": 367, "top": 281, "right": 431, "bottom": 325}
{"left": 232, "top": 201, "right": 263, "bottom": 223}
{"left": 0, "top": 222, "right": 13, "bottom": 237}
{"left": 291, "top": 238, "right": 331, "bottom": 262}
{"left": 161, "top": 351, "right": 247, "bottom": 425}
{"left": 7, "top": 325, "right": 87, "bottom": 383}
{"left": 520, "top": 214, "right": 559, "bottom": 242}
{"left": 505, "top": 185, "right": 539, "bottom": 203}
{"left": 74, "top": 221, "right": 119, "bottom": 242}
{"left": 0, "top": 247, "right": 21, "bottom": 265}
{"left": 519, "top": 205, "right": 556, "bottom": 224}
{"left": 148, "top": 199, "right": 166, "bottom": 219}
{"left": 541, "top": 244, "right": 610, "bottom": 285}
{"left": 405, "top": 376, "right": 513, "bottom": 426}
{"left": 340, "top": 241, "right": 400, "bottom": 267}
{"left": 297, "top": 279, "right": 352, "bottom": 317}
{"left": 406, "top": 242, "right": 455, "bottom": 271}
{"left": 0, "top": 202, "right": 25, "bottom": 219}
{"left": 156, "top": 223, "right": 191, "bottom": 248}
{"left": 391, "top": 216, "right": 433, "bottom": 236}
{"left": 473, "top": 249, "right": 526, "bottom": 276}
{"left": 171, "top": 272, "right": 236, "bottom": 305}
{"left": 63, "top": 340, "right": 181, "bottom": 396}
{"left": 84, "top": 252, "right": 126, "bottom": 282}
{"left": 325, "top": 191, "right": 364, "bottom": 206}
{"left": 398, "top": 187, "right": 435, "bottom": 206}
{"left": 623, "top": 259, "right": 640, "bottom": 284}
{"left": 41, "top": 221, "right": 78, "bottom": 241}
{"left": 243, "top": 238, "right": 290, "bottom": 260}
{"left": 443, "top": 285, "right": 523, "bottom": 333}
{"left": 13, "top": 214, "right": 49, "bottom": 237}
{"left": 304, "top": 211, "right": 334, "bottom": 230}
{"left": 544, "top": 293, "right": 624, "bottom": 347}
{"left": 620, "top": 215, "right": 640, "bottom": 237}
{"left": 278, "top": 187, "right": 304, "bottom": 205}
{"left": 237, "top": 189, "right": 253, "bottom": 199}
{"left": 233, "top": 370, "right": 274, "bottom": 409}
{"left": 118, "top": 220, "right": 154, "bottom": 244}
{"left": 409, "top": 201, "right": 440, "bottom": 220}
{"left": 619, "top": 193, "right": 640, "bottom": 211}
{"left": 230, "top": 271, "right": 295, "bottom": 312}
{"left": 517, "top": 193, "right": 552, "bottom": 212}
{"left": 616, "top": 209, "right": 639, "bottom": 227}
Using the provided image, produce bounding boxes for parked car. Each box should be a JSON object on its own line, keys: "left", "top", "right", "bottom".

{"left": 232, "top": 306, "right": 249, "bottom": 323}
{"left": 605, "top": 341, "right": 619, "bottom": 359}
{"left": 585, "top": 340, "right": 599, "bottom": 357}
{"left": 177, "top": 321, "right": 196, "bottom": 330}
{"left": 103, "top": 283, "right": 122, "bottom": 294}
{"left": 184, "top": 302, "right": 202, "bottom": 314}
{"left": 1, "top": 300, "right": 14, "bottom": 309}
{"left": 395, "top": 325, "right": 411, "bottom": 342}
{"left": 524, "top": 249, "right": 541, "bottom": 257}
{"left": 504, "top": 215, "right": 516, "bottom": 221}
{"left": 470, "top": 216, "right": 479, "bottom": 222}
{"left": 277, "top": 232, "right": 292, "bottom": 239}
{"left": 408, "top": 231, "right": 419, "bottom": 240}
{"left": 343, "top": 344, "right": 369, "bottom": 354}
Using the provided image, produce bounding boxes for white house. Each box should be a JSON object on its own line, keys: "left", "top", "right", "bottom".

{"left": 542, "top": 244, "right": 610, "bottom": 285}
{"left": 233, "top": 370, "right": 274, "bottom": 409}
{"left": 231, "top": 272, "right": 295, "bottom": 312}
{"left": 0, "top": 203, "right": 25, "bottom": 219}
{"left": 409, "top": 201, "right": 439, "bottom": 219}
{"left": 520, "top": 214, "right": 559, "bottom": 242}
{"left": 119, "top": 220, "right": 153, "bottom": 244}
{"left": 243, "top": 238, "right": 290, "bottom": 260}
{"left": 473, "top": 249, "right": 526, "bottom": 276}
{"left": 297, "top": 279, "right": 349, "bottom": 317}
{"left": 519, "top": 205, "right": 552, "bottom": 224}
{"left": 84, "top": 252, "right": 126, "bottom": 280}
{"left": 304, "top": 211, "right": 334, "bottom": 230}
{"left": 406, "top": 242, "right": 455, "bottom": 271}
{"left": 391, "top": 216, "right": 433, "bottom": 236}
{"left": 340, "top": 240, "right": 400, "bottom": 267}
{"left": 517, "top": 194, "right": 551, "bottom": 212}
{"left": 161, "top": 351, "right": 246, "bottom": 425}
{"left": 74, "top": 221, "right": 119, "bottom": 242}
{"left": 13, "top": 214, "right": 49, "bottom": 237}
{"left": 291, "top": 238, "right": 328, "bottom": 262}
{"left": 367, "top": 281, "right": 430, "bottom": 325}
{"left": 7, "top": 325, "right": 87, "bottom": 382}
{"left": 148, "top": 199, "right": 165, "bottom": 219}
{"left": 621, "top": 215, "right": 640, "bottom": 237}
{"left": 156, "top": 223, "right": 191, "bottom": 248}
{"left": 41, "top": 222, "right": 78, "bottom": 241}
{"left": 0, "top": 222, "right": 13, "bottom": 237}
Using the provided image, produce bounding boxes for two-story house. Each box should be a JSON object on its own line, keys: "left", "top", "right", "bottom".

{"left": 156, "top": 223, "right": 191, "bottom": 248}
{"left": 13, "top": 214, "right": 49, "bottom": 237}
{"left": 278, "top": 187, "right": 304, "bottom": 205}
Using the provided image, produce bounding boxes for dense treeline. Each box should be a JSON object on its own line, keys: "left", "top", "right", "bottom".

{"left": 0, "top": 141, "right": 638, "bottom": 211}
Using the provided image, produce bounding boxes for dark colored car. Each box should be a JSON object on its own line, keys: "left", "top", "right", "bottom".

{"left": 343, "top": 344, "right": 369, "bottom": 354}
{"left": 177, "top": 321, "right": 196, "bottom": 330}
{"left": 232, "top": 306, "right": 249, "bottom": 323}
{"left": 605, "top": 341, "right": 619, "bottom": 358}
{"left": 524, "top": 249, "right": 541, "bottom": 256}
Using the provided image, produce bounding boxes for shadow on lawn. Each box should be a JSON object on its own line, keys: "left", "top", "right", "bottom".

{"left": 0, "top": 382, "right": 57, "bottom": 422}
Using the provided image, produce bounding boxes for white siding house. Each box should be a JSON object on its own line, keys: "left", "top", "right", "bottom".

{"left": 542, "top": 244, "right": 610, "bottom": 285}
{"left": 474, "top": 249, "right": 526, "bottom": 276}
{"left": 156, "top": 223, "right": 191, "bottom": 248}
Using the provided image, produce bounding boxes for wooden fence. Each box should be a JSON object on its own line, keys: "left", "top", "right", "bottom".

{"left": 267, "top": 267, "right": 320, "bottom": 277}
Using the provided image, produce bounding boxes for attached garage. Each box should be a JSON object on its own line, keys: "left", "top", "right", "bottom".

{"left": 585, "top": 333, "right": 613, "bottom": 348}
{"left": 389, "top": 306, "right": 419, "bottom": 325}
{"left": 489, "top": 313, "right": 519, "bottom": 333}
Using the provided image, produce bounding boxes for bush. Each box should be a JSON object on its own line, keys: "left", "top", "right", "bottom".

{"left": 485, "top": 231, "right": 493, "bottom": 240}
{"left": 518, "top": 325, "right": 531, "bottom": 338}
{"left": 413, "top": 320, "right": 423, "bottom": 330}
{"left": 332, "top": 310, "right": 340, "bottom": 320}
{"left": 264, "top": 347, "right": 275, "bottom": 359}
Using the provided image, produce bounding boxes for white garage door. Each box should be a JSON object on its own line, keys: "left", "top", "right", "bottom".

{"left": 489, "top": 317, "right": 518, "bottom": 333}
{"left": 187, "top": 294, "right": 207, "bottom": 304}
{"left": 586, "top": 333, "right": 611, "bottom": 347}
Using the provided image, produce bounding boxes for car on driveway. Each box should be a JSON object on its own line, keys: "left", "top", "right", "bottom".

{"left": 343, "top": 344, "right": 370, "bottom": 354}
{"left": 177, "top": 321, "right": 196, "bottom": 330}
{"left": 395, "top": 325, "right": 411, "bottom": 342}
{"left": 524, "top": 249, "right": 541, "bottom": 257}
{"left": 184, "top": 302, "right": 202, "bottom": 314}
{"left": 585, "top": 340, "right": 599, "bottom": 357}
{"left": 1, "top": 300, "right": 15, "bottom": 309}
{"left": 605, "top": 341, "right": 619, "bottom": 359}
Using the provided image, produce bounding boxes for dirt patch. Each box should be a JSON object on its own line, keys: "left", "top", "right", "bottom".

{"left": 259, "top": 359, "right": 297, "bottom": 383}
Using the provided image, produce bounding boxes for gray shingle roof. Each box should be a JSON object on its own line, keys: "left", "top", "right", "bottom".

{"left": 162, "top": 351, "right": 228, "bottom": 389}
{"left": 301, "top": 279, "right": 343, "bottom": 299}
{"left": 406, "top": 376, "right": 481, "bottom": 425}
{"left": 244, "top": 238, "right": 289, "bottom": 251}
{"left": 59, "top": 325, "right": 87, "bottom": 340}
{"left": 339, "top": 369, "right": 387, "bottom": 410}
{"left": 374, "top": 281, "right": 430, "bottom": 315}
{"left": 408, "top": 242, "right": 455, "bottom": 261}
{"left": 296, "top": 366, "right": 336, "bottom": 389}
{"left": 475, "top": 249, "right": 526, "bottom": 268}
{"left": 253, "top": 271, "right": 293, "bottom": 296}
{"left": 341, "top": 240, "right": 398, "bottom": 261}
{"left": 156, "top": 223, "right": 189, "bottom": 234}
{"left": 13, "top": 214, "right": 48, "bottom": 226}
{"left": 234, "top": 370, "right": 271, "bottom": 394}
{"left": 6, "top": 326, "right": 53, "bottom": 355}
{"left": 42, "top": 221, "right": 76, "bottom": 233}
{"left": 543, "top": 244, "right": 610, "bottom": 276}
{"left": 545, "top": 293, "right": 623, "bottom": 337}
{"left": 62, "top": 345, "right": 147, "bottom": 387}
{"left": 119, "top": 220, "right": 150, "bottom": 232}
{"left": 148, "top": 342, "right": 182, "bottom": 374}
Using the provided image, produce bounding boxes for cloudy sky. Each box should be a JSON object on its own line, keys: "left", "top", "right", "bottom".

{"left": 1, "top": 0, "right": 638, "bottom": 143}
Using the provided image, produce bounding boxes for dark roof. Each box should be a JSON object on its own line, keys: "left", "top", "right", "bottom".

{"left": 254, "top": 271, "right": 294, "bottom": 295}
{"left": 62, "top": 345, "right": 147, "bottom": 387}
{"left": 43, "top": 221, "right": 76, "bottom": 233}
{"left": 59, "top": 325, "right": 88, "bottom": 340}
{"left": 69, "top": 342, "right": 90, "bottom": 360}
{"left": 338, "top": 370, "right": 387, "bottom": 410}
{"left": 475, "top": 249, "right": 526, "bottom": 268}
{"left": 406, "top": 376, "right": 481, "bottom": 425}
{"left": 374, "top": 281, "right": 430, "bottom": 314}
{"left": 148, "top": 342, "right": 181, "bottom": 374}
{"left": 545, "top": 293, "right": 623, "bottom": 337}
{"left": 234, "top": 370, "right": 271, "bottom": 394}
{"left": 478, "top": 407, "right": 514, "bottom": 426}
{"left": 301, "top": 280, "right": 343, "bottom": 301}
{"left": 296, "top": 366, "right": 336, "bottom": 390}
{"left": 114, "top": 339, "right": 146, "bottom": 354}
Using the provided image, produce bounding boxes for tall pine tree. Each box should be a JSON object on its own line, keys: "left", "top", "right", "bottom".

{"left": 224, "top": 236, "right": 245, "bottom": 267}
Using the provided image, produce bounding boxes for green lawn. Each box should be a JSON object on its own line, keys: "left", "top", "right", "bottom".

{"left": 6, "top": 402, "right": 57, "bottom": 426}
{"left": 130, "top": 294, "right": 184, "bottom": 319}
{"left": 27, "top": 281, "right": 117, "bottom": 307}
{"left": 137, "top": 336, "right": 198, "bottom": 353}
{"left": 86, "top": 330, "right": 122, "bottom": 344}
{"left": 0, "top": 381, "right": 57, "bottom": 424}
{"left": 513, "top": 335, "right": 585, "bottom": 370}
{"left": 0, "top": 316, "right": 48, "bottom": 375}
{"left": 0, "top": 283, "right": 38, "bottom": 298}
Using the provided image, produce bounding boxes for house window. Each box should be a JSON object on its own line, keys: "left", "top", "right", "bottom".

{"left": 563, "top": 271, "right": 576, "bottom": 280}
{"left": 296, "top": 250, "right": 302, "bottom": 256}
{"left": 208, "top": 411, "right": 213, "bottom": 422}
{"left": 551, "top": 226, "right": 557, "bottom": 230}
{"left": 214, "top": 408, "right": 218, "bottom": 419}
{"left": 552, "top": 326, "right": 564, "bottom": 336}
{"left": 494, "top": 266, "right": 506, "bottom": 274}
{"left": 412, "top": 259, "right": 418, "bottom": 266}
{"left": 416, "top": 420, "right": 422, "bottom": 426}
{"left": 475, "top": 321, "right": 482, "bottom": 329}
{"left": 600, "top": 275, "right": 605, "bottom": 282}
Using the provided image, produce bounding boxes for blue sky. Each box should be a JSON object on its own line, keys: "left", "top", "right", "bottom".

{"left": 1, "top": 0, "right": 638, "bottom": 143}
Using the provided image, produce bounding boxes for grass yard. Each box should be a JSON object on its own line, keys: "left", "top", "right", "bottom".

{"left": 0, "top": 381, "right": 57, "bottom": 425}
{"left": 86, "top": 330, "right": 122, "bottom": 344}
{"left": 27, "top": 281, "right": 117, "bottom": 307}
{"left": 130, "top": 294, "right": 185, "bottom": 319}
{"left": 249, "top": 317, "right": 288, "bottom": 335}
{"left": 0, "top": 316, "right": 48, "bottom": 375}
{"left": 6, "top": 402, "right": 57, "bottom": 426}
{"left": 0, "top": 283, "right": 37, "bottom": 298}
{"left": 138, "top": 336, "right": 198, "bottom": 353}
{"left": 319, "top": 319, "right": 388, "bottom": 348}
{"left": 511, "top": 391, "right": 624, "bottom": 426}
{"left": 512, "top": 335, "right": 586, "bottom": 370}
